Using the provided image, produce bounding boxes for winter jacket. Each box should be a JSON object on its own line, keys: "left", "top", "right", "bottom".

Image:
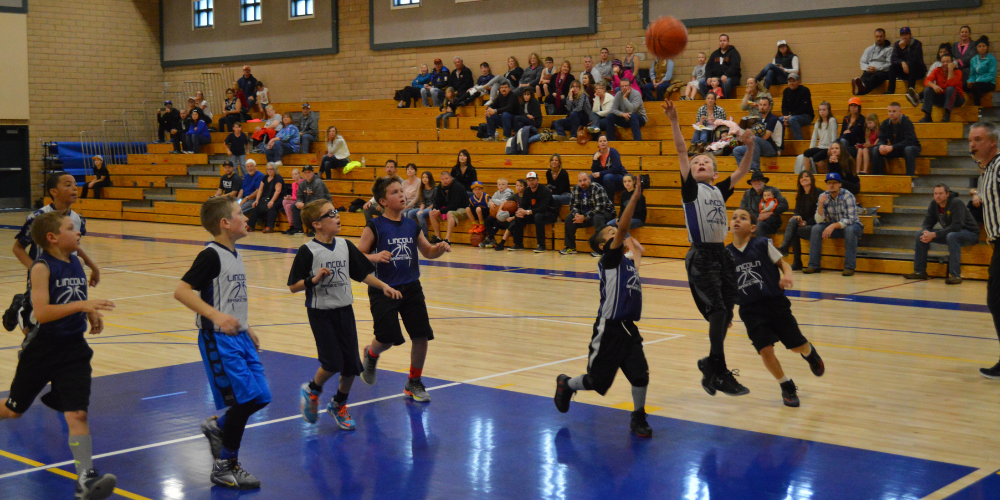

{"left": 921, "top": 191, "right": 980, "bottom": 236}
{"left": 859, "top": 41, "right": 893, "bottom": 72}
{"left": 739, "top": 186, "right": 788, "bottom": 217}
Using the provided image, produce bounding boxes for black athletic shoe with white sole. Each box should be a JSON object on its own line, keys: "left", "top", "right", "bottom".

{"left": 711, "top": 369, "right": 750, "bottom": 396}
{"left": 630, "top": 409, "right": 652, "bottom": 437}
{"left": 75, "top": 469, "right": 117, "bottom": 500}
{"left": 554, "top": 374, "right": 574, "bottom": 413}
{"left": 780, "top": 380, "right": 800, "bottom": 407}
{"left": 980, "top": 361, "right": 1000, "bottom": 379}
{"left": 697, "top": 357, "right": 716, "bottom": 396}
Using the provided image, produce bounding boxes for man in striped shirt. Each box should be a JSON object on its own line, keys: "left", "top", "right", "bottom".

{"left": 971, "top": 121, "right": 1000, "bottom": 379}
{"left": 803, "top": 173, "right": 864, "bottom": 276}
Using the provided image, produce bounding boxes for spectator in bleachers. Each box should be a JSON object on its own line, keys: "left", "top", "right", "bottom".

{"left": 282, "top": 168, "right": 300, "bottom": 224}
{"left": 297, "top": 103, "right": 319, "bottom": 156}
{"left": 903, "top": 183, "right": 980, "bottom": 284}
{"left": 80, "top": 155, "right": 110, "bottom": 199}
{"left": 733, "top": 96, "right": 783, "bottom": 172}
{"left": 486, "top": 179, "right": 523, "bottom": 249}
{"left": 265, "top": 115, "right": 300, "bottom": 166}
{"left": 479, "top": 178, "right": 515, "bottom": 248}
{"left": 622, "top": 43, "right": 638, "bottom": 75}
{"left": 795, "top": 101, "right": 837, "bottom": 174}
{"left": 247, "top": 162, "right": 284, "bottom": 233}
{"left": 212, "top": 160, "right": 242, "bottom": 199}
{"left": 777, "top": 171, "right": 820, "bottom": 270}
{"left": 740, "top": 77, "right": 771, "bottom": 123}
{"left": 463, "top": 181, "right": 490, "bottom": 233}
{"left": 890, "top": 27, "right": 927, "bottom": 106}
{"left": 591, "top": 135, "right": 628, "bottom": 195}
{"left": 580, "top": 74, "right": 597, "bottom": 99}
{"left": 700, "top": 34, "right": 741, "bottom": 99}
{"left": 409, "top": 171, "right": 438, "bottom": 238}
{"left": 402, "top": 163, "right": 421, "bottom": 213}
{"left": 596, "top": 48, "right": 614, "bottom": 87}
{"left": 182, "top": 109, "right": 211, "bottom": 154}
{"left": 284, "top": 165, "right": 330, "bottom": 235}
{"left": 225, "top": 123, "right": 251, "bottom": 177}
{"left": 587, "top": 82, "right": 614, "bottom": 134}
{"left": 451, "top": 57, "right": 474, "bottom": 96}
{"left": 604, "top": 79, "right": 646, "bottom": 142}
{"left": 319, "top": 126, "right": 350, "bottom": 179}
{"left": 682, "top": 52, "right": 707, "bottom": 101}
{"left": 610, "top": 59, "right": 630, "bottom": 94}
{"left": 421, "top": 58, "right": 450, "bottom": 108}
{"left": 927, "top": 43, "right": 954, "bottom": 74}
{"left": 473, "top": 57, "right": 522, "bottom": 106}
{"left": 690, "top": 92, "right": 727, "bottom": 154}
{"left": 755, "top": 40, "right": 799, "bottom": 90}
{"left": 450, "top": 150, "right": 478, "bottom": 191}
{"left": 839, "top": 97, "right": 865, "bottom": 159}
{"left": 642, "top": 57, "right": 675, "bottom": 102}
{"left": 580, "top": 56, "right": 602, "bottom": 86}
{"left": 428, "top": 170, "right": 467, "bottom": 244}
{"left": 966, "top": 36, "right": 997, "bottom": 106}
{"left": 238, "top": 65, "right": 259, "bottom": 114}
{"left": 254, "top": 82, "right": 268, "bottom": 117}
{"left": 871, "top": 102, "right": 921, "bottom": 176}
{"left": 739, "top": 171, "right": 789, "bottom": 236}
{"left": 825, "top": 142, "right": 861, "bottom": 195}
{"left": 453, "top": 62, "right": 493, "bottom": 108}
{"left": 517, "top": 53, "right": 544, "bottom": 97}
{"left": 552, "top": 81, "right": 590, "bottom": 140}
{"left": 953, "top": 26, "right": 976, "bottom": 85}
{"left": 252, "top": 105, "right": 283, "bottom": 151}
{"left": 194, "top": 91, "right": 213, "bottom": 126}
{"left": 499, "top": 171, "right": 557, "bottom": 252}
{"left": 546, "top": 153, "right": 571, "bottom": 206}
{"left": 483, "top": 82, "right": 518, "bottom": 140}
{"left": 560, "top": 171, "right": 616, "bottom": 255}
{"left": 156, "top": 100, "right": 182, "bottom": 149}
{"left": 803, "top": 172, "right": 864, "bottom": 276}
{"left": 218, "top": 88, "right": 243, "bottom": 133}
{"left": 436, "top": 87, "right": 458, "bottom": 129}
{"left": 538, "top": 58, "right": 555, "bottom": 100}
{"left": 856, "top": 112, "right": 880, "bottom": 175}
{"left": 608, "top": 173, "right": 646, "bottom": 229}
{"left": 230, "top": 81, "right": 252, "bottom": 121}
{"left": 363, "top": 160, "right": 398, "bottom": 221}
{"left": 240, "top": 159, "right": 264, "bottom": 214}
{"left": 918, "top": 54, "right": 965, "bottom": 123}
{"left": 397, "top": 64, "right": 432, "bottom": 108}
{"left": 546, "top": 60, "right": 576, "bottom": 115}
{"left": 780, "top": 73, "right": 814, "bottom": 140}
{"left": 182, "top": 98, "right": 197, "bottom": 131}
{"left": 853, "top": 28, "right": 894, "bottom": 96}
{"left": 513, "top": 91, "right": 543, "bottom": 131}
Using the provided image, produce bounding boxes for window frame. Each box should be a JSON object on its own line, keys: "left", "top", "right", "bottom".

{"left": 192, "top": 0, "right": 214, "bottom": 29}
{"left": 289, "top": 0, "right": 315, "bottom": 19}
{"left": 391, "top": 0, "right": 420, "bottom": 10}
{"left": 240, "top": 0, "right": 262, "bottom": 24}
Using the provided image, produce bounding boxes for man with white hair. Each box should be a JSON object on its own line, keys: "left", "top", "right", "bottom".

{"left": 971, "top": 121, "right": 1000, "bottom": 379}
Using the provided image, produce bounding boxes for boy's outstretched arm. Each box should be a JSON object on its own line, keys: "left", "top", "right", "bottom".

{"left": 662, "top": 100, "right": 691, "bottom": 181}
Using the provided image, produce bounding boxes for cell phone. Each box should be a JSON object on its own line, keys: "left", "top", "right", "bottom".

{"left": 639, "top": 174, "right": 651, "bottom": 190}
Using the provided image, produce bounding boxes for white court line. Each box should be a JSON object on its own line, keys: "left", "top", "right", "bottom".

{"left": 0, "top": 334, "right": 681, "bottom": 480}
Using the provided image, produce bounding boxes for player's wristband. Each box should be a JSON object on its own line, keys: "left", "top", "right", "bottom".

{"left": 304, "top": 273, "right": 318, "bottom": 289}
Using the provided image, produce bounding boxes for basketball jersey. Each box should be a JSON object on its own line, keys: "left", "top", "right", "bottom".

{"left": 196, "top": 243, "right": 249, "bottom": 333}
{"left": 30, "top": 251, "right": 88, "bottom": 339}
{"left": 597, "top": 245, "right": 642, "bottom": 322}
{"left": 302, "top": 238, "right": 354, "bottom": 309}
{"left": 368, "top": 216, "right": 421, "bottom": 288}
{"left": 682, "top": 175, "right": 733, "bottom": 244}
{"left": 726, "top": 237, "right": 784, "bottom": 305}
{"left": 15, "top": 205, "right": 86, "bottom": 260}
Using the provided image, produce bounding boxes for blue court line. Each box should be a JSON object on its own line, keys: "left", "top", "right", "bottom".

{"left": 140, "top": 391, "right": 187, "bottom": 401}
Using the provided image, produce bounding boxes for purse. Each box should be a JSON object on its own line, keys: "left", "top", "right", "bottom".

{"left": 576, "top": 126, "right": 590, "bottom": 146}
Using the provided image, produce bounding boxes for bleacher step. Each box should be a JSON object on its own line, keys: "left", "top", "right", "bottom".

{"left": 144, "top": 194, "right": 177, "bottom": 202}
{"left": 859, "top": 248, "right": 949, "bottom": 262}
{"left": 122, "top": 200, "right": 153, "bottom": 209}
{"left": 875, "top": 225, "right": 922, "bottom": 236}
{"left": 167, "top": 182, "right": 200, "bottom": 189}
{"left": 892, "top": 206, "right": 928, "bottom": 215}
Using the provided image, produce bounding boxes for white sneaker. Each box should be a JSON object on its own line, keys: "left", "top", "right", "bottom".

{"left": 274, "top": 161, "right": 283, "bottom": 167}
{"left": 483, "top": 100, "right": 493, "bottom": 107}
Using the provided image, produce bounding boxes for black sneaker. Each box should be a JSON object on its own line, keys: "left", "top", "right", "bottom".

{"left": 802, "top": 346, "right": 825, "bottom": 376}
{"left": 711, "top": 369, "right": 750, "bottom": 396}
{"left": 507, "top": 245, "right": 525, "bottom": 251}
{"left": 210, "top": 458, "right": 261, "bottom": 489}
{"left": 75, "top": 469, "right": 117, "bottom": 500}
{"left": 791, "top": 261, "right": 803, "bottom": 271}
{"left": 697, "top": 357, "right": 716, "bottom": 396}
{"left": 980, "top": 361, "right": 1000, "bottom": 379}
{"left": 780, "top": 380, "right": 800, "bottom": 408}
{"left": 777, "top": 246, "right": 789, "bottom": 257}
{"left": 2, "top": 294, "right": 22, "bottom": 332}
{"left": 851, "top": 77, "right": 865, "bottom": 96}
{"left": 534, "top": 246, "right": 546, "bottom": 253}
{"left": 905, "top": 88, "right": 920, "bottom": 107}
{"left": 429, "top": 235, "right": 443, "bottom": 244}
{"left": 200, "top": 416, "right": 224, "bottom": 459}
{"left": 493, "top": 240, "right": 506, "bottom": 251}
{"left": 630, "top": 409, "right": 652, "bottom": 437}
{"left": 554, "top": 374, "right": 574, "bottom": 413}
{"left": 283, "top": 227, "right": 302, "bottom": 235}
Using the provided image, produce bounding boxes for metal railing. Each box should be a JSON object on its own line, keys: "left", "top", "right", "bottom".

{"left": 123, "top": 109, "right": 154, "bottom": 148}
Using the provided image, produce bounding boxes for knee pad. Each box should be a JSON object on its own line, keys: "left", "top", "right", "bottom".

{"left": 582, "top": 374, "right": 595, "bottom": 391}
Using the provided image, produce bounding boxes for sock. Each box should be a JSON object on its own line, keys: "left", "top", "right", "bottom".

{"left": 777, "top": 375, "right": 790, "bottom": 383}
{"left": 631, "top": 385, "right": 647, "bottom": 412}
{"left": 308, "top": 381, "right": 323, "bottom": 393}
{"left": 367, "top": 347, "right": 379, "bottom": 359}
{"left": 409, "top": 367, "right": 422, "bottom": 380}
{"left": 567, "top": 375, "right": 590, "bottom": 391}
{"left": 68, "top": 435, "right": 93, "bottom": 475}
{"left": 216, "top": 414, "right": 226, "bottom": 429}
{"left": 707, "top": 311, "right": 729, "bottom": 372}
{"left": 333, "top": 390, "right": 349, "bottom": 405}
{"left": 220, "top": 446, "right": 238, "bottom": 461}
{"left": 801, "top": 343, "right": 813, "bottom": 358}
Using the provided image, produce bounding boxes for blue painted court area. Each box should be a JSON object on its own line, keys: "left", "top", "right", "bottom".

{"left": 946, "top": 470, "right": 1000, "bottom": 499}
{"left": 0, "top": 351, "right": 976, "bottom": 500}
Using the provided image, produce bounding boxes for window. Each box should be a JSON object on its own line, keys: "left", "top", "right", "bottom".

{"left": 193, "top": 0, "right": 213, "bottom": 28}
{"left": 392, "top": 0, "right": 419, "bottom": 8}
{"left": 241, "top": 0, "right": 261, "bottom": 23}
{"left": 290, "top": 0, "right": 313, "bottom": 18}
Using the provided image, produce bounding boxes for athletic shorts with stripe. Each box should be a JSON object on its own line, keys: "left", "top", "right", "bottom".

{"left": 199, "top": 329, "right": 272, "bottom": 411}
{"left": 307, "top": 306, "right": 363, "bottom": 377}
{"left": 587, "top": 318, "right": 649, "bottom": 396}
{"left": 685, "top": 243, "right": 737, "bottom": 322}
{"left": 368, "top": 281, "right": 434, "bottom": 346}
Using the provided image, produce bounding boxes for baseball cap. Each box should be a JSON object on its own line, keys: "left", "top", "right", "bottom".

{"left": 776, "top": 40, "right": 787, "bottom": 47}
{"left": 433, "top": 58, "right": 443, "bottom": 64}
{"left": 222, "top": 160, "right": 233, "bottom": 167}
{"left": 900, "top": 27, "right": 911, "bottom": 35}
{"left": 526, "top": 171, "right": 538, "bottom": 179}
{"left": 164, "top": 100, "right": 172, "bottom": 105}
{"left": 471, "top": 181, "right": 484, "bottom": 188}
{"left": 848, "top": 97, "right": 862, "bottom": 107}
{"left": 825, "top": 172, "right": 842, "bottom": 183}
{"left": 243, "top": 65, "right": 251, "bottom": 70}
{"left": 787, "top": 73, "right": 799, "bottom": 81}
{"left": 302, "top": 165, "right": 314, "bottom": 171}
{"left": 302, "top": 103, "right": 311, "bottom": 109}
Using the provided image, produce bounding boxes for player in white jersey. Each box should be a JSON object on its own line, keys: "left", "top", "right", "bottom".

{"left": 664, "top": 99, "right": 755, "bottom": 397}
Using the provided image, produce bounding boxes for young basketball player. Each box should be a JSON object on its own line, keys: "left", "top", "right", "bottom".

{"left": 0, "top": 211, "right": 118, "bottom": 500}
{"left": 663, "top": 99, "right": 755, "bottom": 397}
{"left": 290, "top": 199, "right": 401, "bottom": 429}
{"left": 726, "top": 209, "right": 825, "bottom": 407}
{"left": 357, "top": 176, "right": 451, "bottom": 402}
{"left": 174, "top": 197, "right": 271, "bottom": 490}
{"left": 554, "top": 181, "right": 653, "bottom": 438}
{"left": 5, "top": 172, "right": 99, "bottom": 332}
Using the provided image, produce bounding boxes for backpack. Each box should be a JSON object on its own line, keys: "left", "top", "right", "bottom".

{"left": 475, "top": 123, "right": 490, "bottom": 139}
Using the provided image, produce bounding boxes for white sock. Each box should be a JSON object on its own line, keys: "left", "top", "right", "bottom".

{"left": 801, "top": 343, "right": 813, "bottom": 357}
{"left": 777, "top": 376, "right": 790, "bottom": 384}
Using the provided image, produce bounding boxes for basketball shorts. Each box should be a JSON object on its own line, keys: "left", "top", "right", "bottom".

{"left": 368, "top": 281, "right": 434, "bottom": 346}
{"left": 739, "top": 296, "right": 808, "bottom": 353}
{"left": 199, "top": 329, "right": 272, "bottom": 411}
{"left": 6, "top": 336, "right": 92, "bottom": 414}
{"left": 307, "top": 306, "right": 362, "bottom": 377}
{"left": 587, "top": 318, "right": 649, "bottom": 396}
{"left": 685, "top": 243, "right": 737, "bottom": 320}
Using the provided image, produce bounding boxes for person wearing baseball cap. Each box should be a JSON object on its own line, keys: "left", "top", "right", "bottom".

{"left": 803, "top": 172, "right": 863, "bottom": 276}
{"left": 754, "top": 40, "right": 799, "bottom": 91}
{"left": 238, "top": 65, "right": 259, "bottom": 113}
{"left": 156, "top": 100, "right": 182, "bottom": 149}
{"left": 422, "top": 59, "right": 450, "bottom": 108}
{"left": 298, "top": 103, "right": 319, "bottom": 159}
{"left": 888, "top": 26, "right": 927, "bottom": 106}
{"left": 495, "top": 171, "right": 556, "bottom": 252}
{"left": 780, "top": 72, "right": 813, "bottom": 141}
{"left": 839, "top": 97, "right": 865, "bottom": 158}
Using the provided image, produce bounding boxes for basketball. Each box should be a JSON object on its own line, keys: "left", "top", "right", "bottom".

{"left": 501, "top": 200, "right": 518, "bottom": 215}
{"left": 645, "top": 16, "right": 688, "bottom": 60}
{"left": 470, "top": 232, "right": 485, "bottom": 247}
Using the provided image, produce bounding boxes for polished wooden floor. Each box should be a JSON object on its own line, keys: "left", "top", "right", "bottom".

{"left": 0, "top": 214, "right": 998, "bottom": 499}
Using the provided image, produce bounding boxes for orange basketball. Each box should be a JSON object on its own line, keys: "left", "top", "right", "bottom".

{"left": 501, "top": 200, "right": 518, "bottom": 214}
{"left": 645, "top": 16, "right": 688, "bottom": 60}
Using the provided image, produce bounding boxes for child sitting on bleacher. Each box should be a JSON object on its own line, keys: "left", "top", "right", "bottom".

{"left": 856, "top": 113, "right": 880, "bottom": 175}
{"left": 707, "top": 77, "right": 725, "bottom": 99}
{"left": 468, "top": 181, "right": 490, "bottom": 234}
{"left": 759, "top": 190, "right": 778, "bottom": 214}
{"left": 682, "top": 52, "right": 707, "bottom": 101}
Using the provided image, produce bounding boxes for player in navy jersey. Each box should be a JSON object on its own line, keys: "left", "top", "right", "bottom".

{"left": 664, "top": 99, "right": 756, "bottom": 397}
{"left": 727, "top": 209, "right": 825, "bottom": 407}
{"left": 357, "top": 176, "right": 451, "bottom": 402}
{"left": 175, "top": 197, "right": 271, "bottom": 490}
{"left": 289, "top": 199, "right": 401, "bottom": 429}
{"left": 554, "top": 180, "right": 653, "bottom": 437}
{"left": 1, "top": 211, "right": 118, "bottom": 500}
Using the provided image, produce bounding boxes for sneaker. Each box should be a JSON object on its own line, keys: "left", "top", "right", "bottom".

{"left": 483, "top": 100, "right": 493, "bottom": 107}
{"left": 507, "top": 245, "right": 525, "bottom": 251}
{"left": 851, "top": 77, "right": 864, "bottom": 96}
{"left": 791, "top": 261, "right": 803, "bottom": 271}
{"left": 210, "top": 458, "right": 261, "bottom": 489}
{"left": 554, "top": 374, "right": 574, "bottom": 413}
{"left": 802, "top": 346, "right": 825, "bottom": 377}
{"left": 711, "top": 369, "right": 750, "bottom": 396}
{"left": 404, "top": 378, "right": 431, "bottom": 402}
{"left": 361, "top": 347, "right": 378, "bottom": 385}
{"left": 429, "top": 235, "right": 443, "bottom": 244}
{"left": 493, "top": 240, "right": 506, "bottom": 251}
{"left": 780, "top": 380, "right": 800, "bottom": 408}
{"left": 2, "top": 294, "right": 22, "bottom": 332}
{"left": 327, "top": 402, "right": 357, "bottom": 430}
{"left": 75, "top": 469, "right": 117, "bottom": 500}
{"left": 559, "top": 248, "right": 577, "bottom": 255}
{"left": 274, "top": 161, "right": 283, "bottom": 167}
{"left": 946, "top": 276, "right": 963, "bottom": 285}
{"left": 478, "top": 238, "right": 488, "bottom": 248}
{"left": 534, "top": 246, "right": 546, "bottom": 253}
{"left": 802, "top": 267, "right": 821, "bottom": 274}
{"left": 200, "top": 416, "right": 224, "bottom": 459}
{"left": 630, "top": 409, "right": 652, "bottom": 437}
{"left": 980, "top": 361, "right": 1000, "bottom": 379}
{"left": 283, "top": 227, "right": 302, "bottom": 235}
{"left": 590, "top": 251, "right": 600, "bottom": 257}
{"left": 300, "top": 383, "right": 320, "bottom": 424}
{"left": 484, "top": 237, "right": 496, "bottom": 248}
{"left": 697, "top": 357, "right": 716, "bottom": 396}
{"left": 942, "top": 110, "right": 952, "bottom": 123}
{"left": 902, "top": 272, "right": 928, "bottom": 280}
{"left": 841, "top": 269, "right": 855, "bottom": 277}
{"left": 905, "top": 88, "right": 920, "bottom": 107}
{"left": 918, "top": 114, "right": 933, "bottom": 123}
{"left": 587, "top": 126, "right": 600, "bottom": 134}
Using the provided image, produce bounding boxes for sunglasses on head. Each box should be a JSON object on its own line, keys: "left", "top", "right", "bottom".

{"left": 317, "top": 208, "right": 339, "bottom": 221}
